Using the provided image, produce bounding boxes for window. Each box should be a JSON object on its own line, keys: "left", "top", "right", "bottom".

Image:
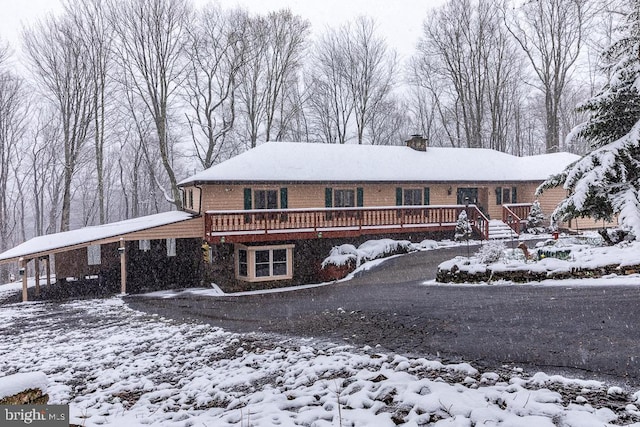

{"left": 139, "top": 239, "right": 151, "bottom": 251}
{"left": 254, "top": 190, "right": 278, "bottom": 210}
{"left": 496, "top": 187, "right": 502, "bottom": 205}
{"left": 236, "top": 244, "right": 294, "bottom": 282}
{"left": 502, "top": 188, "right": 511, "bottom": 204}
{"left": 188, "top": 189, "right": 194, "bottom": 209}
{"left": 272, "top": 249, "right": 287, "bottom": 276}
{"left": 166, "top": 238, "right": 176, "bottom": 257}
{"left": 238, "top": 249, "right": 248, "bottom": 277}
{"left": 87, "top": 245, "right": 101, "bottom": 266}
{"left": 403, "top": 189, "right": 423, "bottom": 206}
{"left": 334, "top": 189, "right": 355, "bottom": 207}
{"left": 255, "top": 249, "right": 287, "bottom": 278}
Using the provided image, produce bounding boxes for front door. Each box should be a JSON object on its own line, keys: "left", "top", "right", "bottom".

{"left": 457, "top": 188, "right": 479, "bottom": 206}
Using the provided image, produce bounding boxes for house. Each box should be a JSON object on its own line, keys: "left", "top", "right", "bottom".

{"left": 0, "top": 137, "right": 582, "bottom": 301}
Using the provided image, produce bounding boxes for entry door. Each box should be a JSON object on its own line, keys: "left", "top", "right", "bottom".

{"left": 457, "top": 188, "right": 479, "bottom": 205}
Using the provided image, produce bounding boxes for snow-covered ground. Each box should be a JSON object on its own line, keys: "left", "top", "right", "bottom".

{"left": 3, "top": 234, "right": 640, "bottom": 425}
{"left": 438, "top": 234, "right": 640, "bottom": 282}
{"left": 0, "top": 294, "right": 640, "bottom": 425}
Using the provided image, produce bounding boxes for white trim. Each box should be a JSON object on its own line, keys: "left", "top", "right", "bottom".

{"left": 235, "top": 244, "right": 295, "bottom": 282}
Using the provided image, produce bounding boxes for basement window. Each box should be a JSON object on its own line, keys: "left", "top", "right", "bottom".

{"left": 235, "top": 244, "right": 294, "bottom": 282}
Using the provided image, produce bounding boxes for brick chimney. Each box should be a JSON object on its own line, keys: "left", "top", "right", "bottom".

{"left": 406, "top": 134, "right": 427, "bottom": 151}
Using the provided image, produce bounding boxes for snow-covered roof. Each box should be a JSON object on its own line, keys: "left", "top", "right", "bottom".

{"left": 179, "top": 142, "right": 580, "bottom": 185}
{"left": 0, "top": 211, "right": 196, "bottom": 263}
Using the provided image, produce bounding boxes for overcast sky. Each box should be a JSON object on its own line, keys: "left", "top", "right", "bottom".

{"left": 0, "top": 0, "right": 446, "bottom": 60}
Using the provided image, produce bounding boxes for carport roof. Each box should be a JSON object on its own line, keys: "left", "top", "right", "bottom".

{"left": 0, "top": 211, "right": 197, "bottom": 264}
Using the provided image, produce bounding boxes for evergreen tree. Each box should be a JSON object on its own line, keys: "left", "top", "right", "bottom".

{"left": 454, "top": 210, "right": 472, "bottom": 241}
{"left": 538, "top": 1, "right": 640, "bottom": 238}
{"left": 525, "top": 200, "right": 545, "bottom": 233}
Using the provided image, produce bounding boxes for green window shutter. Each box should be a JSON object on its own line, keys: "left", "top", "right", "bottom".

{"left": 512, "top": 187, "right": 517, "bottom": 204}
{"left": 325, "top": 187, "right": 333, "bottom": 207}
{"left": 243, "top": 188, "right": 252, "bottom": 210}
{"left": 280, "top": 188, "right": 288, "bottom": 209}
{"left": 424, "top": 187, "right": 430, "bottom": 205}
{"left": 495, "top": 187, "right": 502, "bottom": 205}
{"left": 357, "top": 187, "right": 364, "bottom": 207}
{"left": 396, "top": 187, "right": 403, "bottom": 206}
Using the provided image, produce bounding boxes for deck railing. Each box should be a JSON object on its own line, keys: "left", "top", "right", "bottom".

{"left": 205, "top": 205, "right": 488, "bottom": 243}
{"left": 502, "top": 203, "right": 532, "bottom": 234}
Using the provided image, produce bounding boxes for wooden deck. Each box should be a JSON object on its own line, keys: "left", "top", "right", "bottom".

{"left": 205, "top": 205, "right": 491, "bottom": 243}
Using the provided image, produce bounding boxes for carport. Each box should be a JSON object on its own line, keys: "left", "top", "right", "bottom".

{"left": 0, "top": 212, "right": 204, "bottom": 302}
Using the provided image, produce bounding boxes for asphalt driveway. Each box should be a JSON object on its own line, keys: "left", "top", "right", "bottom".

{"left": 127, "top": 246, "right": 640, "bottom": 388}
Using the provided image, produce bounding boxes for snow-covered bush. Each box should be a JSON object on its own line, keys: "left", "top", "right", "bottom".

{"left": 475, "top": 241, "right": 506, "bottom": 264}
{"left": 322, "top": 239, "right": 416, "bottom": 268}
{"left": 321, "top": 244, "right": 358, "bottom": 268}
{"left": 418, "top": 239, "right": 439, "bottom": 250}
{"left": 454, "top": 210, "right": 472, "bottom": 241}
{"left": 525, "top": 200, "right": 546, "bottom": 234}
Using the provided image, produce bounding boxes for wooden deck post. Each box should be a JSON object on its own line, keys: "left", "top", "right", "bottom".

{"left": 20, "top": 258, "right": 27, "bottom": 303}
{"left": 119, "top": 239, "right": 127, "bottom": 295}
{"left": 34, "top": 257, "right": 40, "bottom": 297}
{"left": 45, "top": 256, "right": 51, "bottom": 287}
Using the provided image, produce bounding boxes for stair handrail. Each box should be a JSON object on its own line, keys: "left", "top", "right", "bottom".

{"left": 470, "top": 206, "right": 490, "bottom": 240}
{"left": 502, "top": 204, "right": 530, "bottom": 235}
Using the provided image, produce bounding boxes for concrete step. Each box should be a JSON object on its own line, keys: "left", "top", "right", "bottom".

{"left": 487, "top": 220, "right": 518, "bottom": 240}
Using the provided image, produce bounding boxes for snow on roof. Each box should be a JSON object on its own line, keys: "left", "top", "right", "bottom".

{"left": 0, "top": 211, "right": 195, "bottom": 263}
{"left": 179, "top": 142, "right": 580, "bottom": 185}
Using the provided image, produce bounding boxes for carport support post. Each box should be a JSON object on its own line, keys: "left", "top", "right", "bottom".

{"left": 20, "top": 258, "right": 27, "bottom": 302}
{"left": 34, "top": 257, "right": 40, "bottom": 297}
{"left": 45, "top": 256, "right": 51, "bottom": 287}
{"left": 119, "top": 239, "right": 127, "bottom": 295}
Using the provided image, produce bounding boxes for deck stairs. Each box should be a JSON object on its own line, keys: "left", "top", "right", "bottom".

{"left": 487, "top": 219, "right": 518, "bottom": 240}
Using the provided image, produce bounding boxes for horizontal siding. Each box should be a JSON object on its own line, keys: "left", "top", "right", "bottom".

{"left": 122, "top": 216, "right": 204, "bottom": 240}
{"left": 201, "top": 183, "right": 546, "bottom": 222}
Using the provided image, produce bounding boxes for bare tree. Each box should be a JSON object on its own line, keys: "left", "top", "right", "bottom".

{"left": 110, "top": 0, "right": 190, "bottom": 209}
{"left": 237, "top": 10, "right": 309, "bottom": 147}
{"left": 23, "top": 15, "right": 94, "bottom": 231}
{"left": 262, "top": 10, "right": 310, "bottom": 142}
{"left": 344, "top": 17, "right": 397, "bottom": 144}
{"left": 502, "top": 0, "right": 590, "bottom": 153}
{"left": 411, "top": 0, "right": 526, "bottom": 152}
{"left": 0, "top": 42, "right": 27, "bottom": 282}
{"left": 366, "top": 97, "right": 408, "bottom": 145}
{"left": 307, "top": 28, "right": 355, "bottom": 144}
{"left": 66, "top": 0, "right": 113, "bottom": 224}
{"left": 184, "top": 5, "right": 248, "bottom": 168}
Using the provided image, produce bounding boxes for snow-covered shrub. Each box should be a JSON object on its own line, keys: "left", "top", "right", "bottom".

{"left": 321, "top": 244, "right": 358, "bottom": 268}
{"left": 454, "top": 211, "right": 472, "bottom": 241}
{"left": 525, "top": 200, "right": 546, "bottom": 234}
{"left": 598, "top": 228, "right": 635, "bottom": 245}
{"left": 321, "top": 239, "right": 416, "bottom": 269}
{"left": 419, "top": 239, "right": 439, "bottom": 250}
{"left": 475, "top": 241, "right": 506, "bottom": 264}
{"left": 356, "top": 239, "right": 415, "bottom": 264}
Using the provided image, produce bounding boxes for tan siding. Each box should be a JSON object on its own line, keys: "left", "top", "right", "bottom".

{"left": 122, "top": 216, "right": 204, "bottom": 240}
{"left": 181, "top": 185, "right": 202, "bottom": 214}
{"left": 201, "top": 182, "right": 547, "bottom": 217}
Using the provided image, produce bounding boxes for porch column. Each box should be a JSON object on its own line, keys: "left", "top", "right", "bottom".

{"left": 119, "top": 239, "right": 127, "bottom": 294}
{"left": 20, "top": 258, "right": 27, "bottom": 303}
{"left": 34, "top": 257, "right": 40, "bottom": 297}
{"left": 44, "top": 256, "right": 51, "bottom": 287}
